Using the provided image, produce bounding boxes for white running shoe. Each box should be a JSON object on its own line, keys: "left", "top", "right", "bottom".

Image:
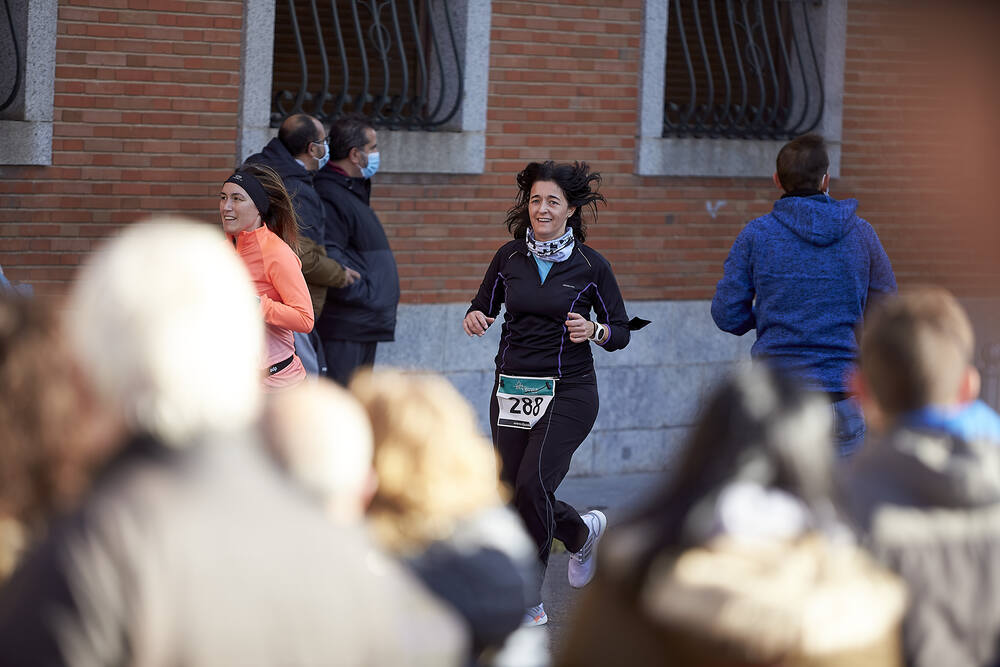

{"left": 567, "top": 509, "right": 607, "bottom": 588}
{"left": 522, "top": 603, "right": 547, "bottom": 627}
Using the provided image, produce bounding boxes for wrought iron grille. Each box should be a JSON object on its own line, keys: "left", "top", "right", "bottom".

{"left": 663, "top": 0, "right": 824, "bottom": 139}
{"left": 271, "top": 0, "right": 463, "bottom": 130}
{"left": 0, "top": 0, "right": 22, "bottom": 113}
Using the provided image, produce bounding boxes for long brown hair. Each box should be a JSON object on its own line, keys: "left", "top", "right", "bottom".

{"left": 0, "top": 295, "right": 111, "bottom": 554}
{"left": 237, "top": 162, "right": 301, "bottom": 253}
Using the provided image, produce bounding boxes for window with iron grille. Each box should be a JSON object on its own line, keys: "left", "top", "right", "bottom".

{"left": 238, "top": 0, "right": 489, "bottom": 173}
{"left": 270, "top": 0, "right": 464, "bottom": 131}
{"left": 664, "top": 0, "right": 823, "bottom": 139}
{"left": 0, "top": 0, "right": 56, "bottom": 166}
{"left": 638, "top": 0, "right": 845, "bottom": 177}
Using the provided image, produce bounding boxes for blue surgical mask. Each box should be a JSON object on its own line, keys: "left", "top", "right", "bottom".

{"left": 314, "top": 141, "right": 330, "bottom": 171}
{"left": 361, "top": 151, "right": 380, "bottom": 179}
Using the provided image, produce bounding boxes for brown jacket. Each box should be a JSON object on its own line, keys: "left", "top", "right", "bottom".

{"left": 297, "top": 235, "right": 349, "bottom": 319}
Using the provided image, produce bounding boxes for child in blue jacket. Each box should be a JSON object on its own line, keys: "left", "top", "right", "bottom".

{"left": 842, "top": 288, "right": 1000, "bottom": 667}
{"left": 711, "top": 133, "right": 896, "bottom": 455}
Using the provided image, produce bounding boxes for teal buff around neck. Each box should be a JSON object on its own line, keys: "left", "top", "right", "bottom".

{"left": 526, "top": 227, "right": 575, "bottom": 263}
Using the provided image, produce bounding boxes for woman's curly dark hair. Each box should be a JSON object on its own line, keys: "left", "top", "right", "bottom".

{"left": 504, "top": 161, "right": 606, "bottom": 242}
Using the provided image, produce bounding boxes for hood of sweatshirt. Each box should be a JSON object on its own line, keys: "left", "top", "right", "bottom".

{"left": 770, "top": 195, "right": 860, "bottom": 247}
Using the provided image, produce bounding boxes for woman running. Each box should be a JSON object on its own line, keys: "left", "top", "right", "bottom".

{"left": 220, "top": 163, "right": 313, "bottom": 390}
{"left": 463, "top": 160, "right": 642, "bottom": 626}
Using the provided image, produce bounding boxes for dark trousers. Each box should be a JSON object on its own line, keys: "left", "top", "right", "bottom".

{"left": 293, "top": 330, "right": 328, "bottom": 376}
{"left": 321, "top": 339, "right": 377, "bottom": 387}
{"left": 490, "top": 373, "right": 597, "bottom": 605}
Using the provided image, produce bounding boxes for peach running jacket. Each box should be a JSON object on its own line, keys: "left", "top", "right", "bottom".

{"left": 233, "top": 225, "right": 314, "bottom": 390}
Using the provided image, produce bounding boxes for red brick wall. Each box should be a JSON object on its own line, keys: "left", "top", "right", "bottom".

{"left": 382, "top": 0, "right": 1000, "bottom": 304}
{"left": 0, "top": 0, "right": 243, "bottom": 295}
{"left": 837, "top": 1, "right": 1000, "bottom": 297}
{"left": 2, "top": 0, "right": 998, "bottom": 302}
{"left": 381, "top": 0, "right": 770, "bottom": 303}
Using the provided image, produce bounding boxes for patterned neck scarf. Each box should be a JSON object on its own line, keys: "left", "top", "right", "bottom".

{"left": 526, "top": 227, "right": 575, "bottom": 263}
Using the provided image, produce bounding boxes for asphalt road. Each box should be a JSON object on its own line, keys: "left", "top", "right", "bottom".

{"left": 518, "top": 472, "right": 666, "bottom": 661}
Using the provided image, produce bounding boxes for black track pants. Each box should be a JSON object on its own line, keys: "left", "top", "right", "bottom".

{"left": 490, "top": 372, "right": 597, "bottom": 604}
{"left": 321, "top": 339, "right": 377, "bottom": 387}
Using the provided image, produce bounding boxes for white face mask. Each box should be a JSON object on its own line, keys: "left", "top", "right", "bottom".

{"left": 361, "top": 151, "right": 380, "bottom": 179}
{"left": 314, "top": 141, "right": 330, "bottom": 171}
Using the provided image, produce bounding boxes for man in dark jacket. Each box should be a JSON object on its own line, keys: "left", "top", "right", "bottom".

{"left": 711, "top": 133, "right": 896, "bottom": 455}
{"left": 246, "top": 114, "right": 359, "bottom": 374}
{"left": 314, "top": 115, "right": 399, "bottom": 385}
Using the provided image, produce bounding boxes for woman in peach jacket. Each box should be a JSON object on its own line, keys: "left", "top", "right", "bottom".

{"left": 220, "top": 163, "right": 314, "bottom": 390}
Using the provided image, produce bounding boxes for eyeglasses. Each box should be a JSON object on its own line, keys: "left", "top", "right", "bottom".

{"left": 313, "top": 136, "right": 330, "bottom": 146}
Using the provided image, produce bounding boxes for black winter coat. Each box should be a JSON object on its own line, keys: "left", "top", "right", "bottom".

{"left": 313, "top": 168, "right": 400, "bottom": 342}
{"left": 245, "top": 138, "right": 324, "bottom": 245}
{"left": 469, "top": 239, "right": 631, "bottom": 379}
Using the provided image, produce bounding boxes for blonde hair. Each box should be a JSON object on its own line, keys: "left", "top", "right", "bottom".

{"left": 860, "top": 287, "right": 975, "bottom": 417}
{"left": 350, "top": 369, "right": 506, "bottom": 554}
{"left": 67, "top": 219, "right": 264, "bottom": 446}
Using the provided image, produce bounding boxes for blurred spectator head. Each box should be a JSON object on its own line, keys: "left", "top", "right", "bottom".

{"left": 0, "top": 294, "right": 111, "bottom": 578}
{"left": 775, "top": 133, "right": 829, "bottom": 192}
{"left": 859, "top": 287, "right": 978, "bottom": 420}
{"left": 350, "top": 368, "right": 505, "bottom": 554}
{"left": 265, "top": 378, "right": 376, "bottom": 522}
{"left": 66, "top": 219, "right": 263, "bottom": 448}
{"left": 557, "top": 367, "right": 904, "bottom": 667}
{"left": 630, "top": 364, "right": 835, "bottom": 554}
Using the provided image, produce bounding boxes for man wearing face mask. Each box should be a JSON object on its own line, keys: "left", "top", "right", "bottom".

{"left": 314, "top": 114, "right": 400, "bottom": 386}
{"left": 246, "top": 114, "right": 360, "bottom": 375}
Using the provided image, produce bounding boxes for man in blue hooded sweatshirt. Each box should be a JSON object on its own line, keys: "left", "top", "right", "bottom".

{"left": 711, "top": 133, "right": 896, "bottom": 455}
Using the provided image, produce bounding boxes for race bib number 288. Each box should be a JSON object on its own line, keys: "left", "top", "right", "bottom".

{"left": 496, "top": 374, "right": 556, "bottom": 430}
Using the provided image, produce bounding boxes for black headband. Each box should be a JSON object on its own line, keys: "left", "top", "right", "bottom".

{"left": 225, "top": 170, "right": 270, "bottom": 218}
